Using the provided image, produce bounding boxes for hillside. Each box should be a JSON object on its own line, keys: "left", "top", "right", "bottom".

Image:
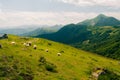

{"left": 38, "top": 14, "right": 120, "bottom": 60}
{"left": 0, "top": 35, "right": 120, "bottom": 80}
{"left": 38, "top": 24, "right": 90, "bottom": 44}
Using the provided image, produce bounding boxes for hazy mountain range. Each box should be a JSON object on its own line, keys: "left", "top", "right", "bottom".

{"left": 21, "top": 25, "right": 63, "bottom": 36}
{"left": 0, "top": 25, "right": 63, "bottom": 35}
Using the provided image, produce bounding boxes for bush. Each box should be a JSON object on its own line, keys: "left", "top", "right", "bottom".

{"left": 38, "top": 56, "right": 57, "bottom": 73}
{"left": 48, "top": 43, "right": 52, "bottom": 46}
{"left": 45, "top": 62, "right": 57, "bottom": 73}
{"left": 39, "top": 56, "right": 46, "bottom": 65}
{"left": 60, "top": 50, "right": 64, "bottom": 53}
{"left": 19, "top": 73, "right": 34, "bottom": 80}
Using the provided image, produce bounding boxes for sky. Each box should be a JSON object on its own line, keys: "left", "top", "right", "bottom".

{"left": 0, "top": 0, "right": 120, "bottom": 28}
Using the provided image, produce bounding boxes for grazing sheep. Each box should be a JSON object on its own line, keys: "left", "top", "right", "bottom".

{"left": 11, "top": 42, "right": 16, "bottom": 45}
{"left": 23, "top": 43, "right": 29, "bottom": 47}
{"left": 45, "top": 49, "right": 49, "bottom": 52}
{"left": 25, "top": 43, "right": 30, "bottom": 47}
{"left": 28, "top": 41, "right": 32, "bottom": 46}
{"left": 23, "top": 43, "right": 27, "bottom": 46}
{"left": 23, "top": 43, "right": 31, "bottom": 47}
{"left": 0, "top": 44, "right": 2, "bottom": 48}
{"left": 57, "top": 53, "right": 61, "bottom": 56}
{"left": 33, "top": 45, "right": 37, "bottom": 49}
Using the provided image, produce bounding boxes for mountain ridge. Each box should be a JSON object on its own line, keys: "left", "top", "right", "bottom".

{"left": 77, "top": 14, "right": 120, "bottom": 26}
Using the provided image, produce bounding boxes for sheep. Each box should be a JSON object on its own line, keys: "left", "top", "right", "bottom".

{"left": 28, "top": 41, "right": 32, "bottom": 46}
{"left": 57, "top": 53, "right": 61, "bottom": 56}
{"left": 23, "top": 43, "right": 27, "bottom": 46}
{"left": 45, "top": 49, "right": 49, "bottom": 52}
{"left": 11, "top": 41, "right": 16, "bottom": 45}
{"left": 23, "top": 43, "right": 29, "bottom": 47}
{"left": 33, "top": 45, "right": 37, "bottom": 49}
{"left": 25, "top": 43, "right": 30, "bottom": 47}
{"left": 0, "top": 44, "right": 2, "bottom": 48}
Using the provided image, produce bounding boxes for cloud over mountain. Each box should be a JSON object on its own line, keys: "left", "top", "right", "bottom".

{"left": 0, "top": 0, "right": 119, "bottom": 27}
{"left": 0, "top": 11, "right": 120, "bottom": 27}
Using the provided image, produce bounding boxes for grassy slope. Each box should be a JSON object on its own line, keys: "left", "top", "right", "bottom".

{"left": 0, "top": 35, "right": 120, "bottom": 80}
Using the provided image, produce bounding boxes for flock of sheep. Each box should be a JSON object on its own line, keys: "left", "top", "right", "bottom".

{"left": 0, "top": 41, "right": 62, "bottom": 56}
{"left": 23, "top": 41, "right": 37, "bottom": 49}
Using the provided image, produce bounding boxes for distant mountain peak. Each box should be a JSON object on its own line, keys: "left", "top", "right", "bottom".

{"left": 96, "top": 14, "right": 107, "bottom": 18}
{"left": 78, "top": 14, "right": 120, "bottom": 26}
{"left": 95, "top": 14, "right": 108, "bottom": 20}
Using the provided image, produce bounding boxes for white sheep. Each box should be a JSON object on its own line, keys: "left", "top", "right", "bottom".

{"left": 26, "top": 44, "right": 30, "bottom": 47}
{"left": 33, "top": 45, "right": 37, "bottom": 49}
{"left": 23, "top": 43, "right": 30, "bottom": 47}
{"left": 28, "top": 41, "right": 32, "bottom": 46}
{"left": 45, "top": 49, "right": 49, "bottom": 52}
{"left": 23, "top": 43, "right": 27, "bottom": 46}
{"left": 57, "top": 53, "right": 61, "bottom": 56}
{"left": 11, "top": 41, "right": 16, "bottom": 45}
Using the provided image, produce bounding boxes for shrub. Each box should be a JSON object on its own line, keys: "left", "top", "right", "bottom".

{"left": 48, "top": 43, "right": 52, "bottom": 46}
{"left": 19, "top": 73, "right": 34, "bottom": 80}
{"left": 45, "top": 62, "right": 57, "bottom": 73}
{"left": 38, "top": 56, "right": 57, "bottom": 73}
{"left": 60, "top": 50, "right": 64, "bottom": 53}
{"left": 39, "top": 56, "right": 46, "bottom": 65}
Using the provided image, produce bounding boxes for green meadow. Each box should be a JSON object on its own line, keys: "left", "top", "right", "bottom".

{"left": 0, "top": 35, "right": 120, "bottom": 80}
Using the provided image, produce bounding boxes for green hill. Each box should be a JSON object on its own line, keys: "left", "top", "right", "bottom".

{"left": 37, "top": 14, "right": 120, "bottom": 60}
{"left": 0, "top": 35, "right": 120, "bottom": 80}
{"left": 38, "top": 24, "right": 120, "bottom": 60}
{"left": 38, "top": 24, "right": 90, "bottom": 43}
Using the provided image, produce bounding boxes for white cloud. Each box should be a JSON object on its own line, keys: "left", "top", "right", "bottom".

{"left": 0, "top": 11, "right": 120, "bottom": 28}
{"left": 56, "top": 0, "right": 120, "bottom": 7}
